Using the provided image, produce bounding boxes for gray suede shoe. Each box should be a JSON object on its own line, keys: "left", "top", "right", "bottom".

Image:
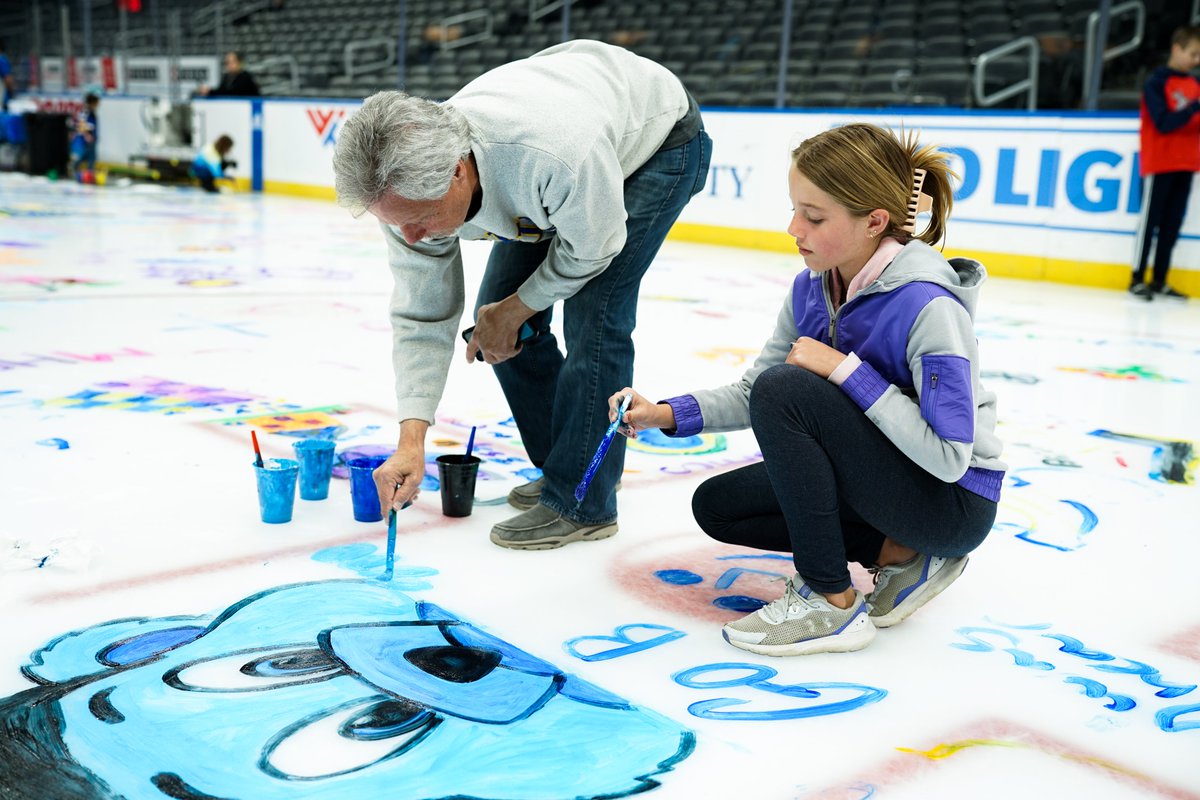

{"left": 507, "top": 477, "right": 621, "bottom": 510}
{"left": 507, "top": 477, "right": 546, "bottom": 510}
{"left": 490, "top": 503, "right": 618, "bottom": 550}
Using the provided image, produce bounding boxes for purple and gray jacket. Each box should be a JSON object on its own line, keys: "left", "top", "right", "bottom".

{"left": 662, "top": 239, "right": 1006, "bottom": 501}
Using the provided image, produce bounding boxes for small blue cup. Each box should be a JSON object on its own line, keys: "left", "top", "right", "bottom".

{"left": 293, "top": 439, "right": 336, "bottom": 501}
{"left": 254, "top": 458, "right": 299, "bottom": 524}
{"left": 347, "top": 455, "right": 388, "bottom": 522}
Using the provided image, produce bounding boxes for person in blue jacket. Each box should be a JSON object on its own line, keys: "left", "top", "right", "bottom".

{"left": 69, "top": 93, "right": 100, "bottom": 179}
{"left": 610, "top": 123, "right": 1006, "bottom": 657}
{"left": 191, "top": 134, "right": 235, "bottom": 193}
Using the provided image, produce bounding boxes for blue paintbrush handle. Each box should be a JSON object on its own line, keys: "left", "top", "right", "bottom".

{"left": 573, "top": 394, "right": 631, "bottom": 503}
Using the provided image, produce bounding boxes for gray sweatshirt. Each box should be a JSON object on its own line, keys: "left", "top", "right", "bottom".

{"left": 383, "top": 40, "right": 690, "bottom": 423}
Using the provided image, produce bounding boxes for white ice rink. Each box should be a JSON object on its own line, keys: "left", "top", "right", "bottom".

{"left": 2, "top": 173, "right": 1199, "bottom": 799}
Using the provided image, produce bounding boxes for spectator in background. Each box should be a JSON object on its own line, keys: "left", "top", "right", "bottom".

{"left": 69, "top": 93, "right": 100, "bottom": 180}
{"left": 197, "top": 52, "right": 260, "bottom": 97}
{"left": 411, "top": 24, "right": 463, "bottom": 66}
{"left": 192, "top": 134, "right": 235, "bottom": 193}
{"left": 1130, "top": 25, "right": 1200, "bottom": 301}
{"left": 0, "top": 40, "right": 14, "bottom": 112}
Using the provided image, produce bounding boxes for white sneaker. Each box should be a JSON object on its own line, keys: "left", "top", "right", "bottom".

{"left": 722, "top": 575, "right": 875, "bottom": 656}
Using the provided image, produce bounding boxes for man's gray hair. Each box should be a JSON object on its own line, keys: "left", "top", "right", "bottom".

{"left": 332, "top": 90, "right": 472, "bottom": 215}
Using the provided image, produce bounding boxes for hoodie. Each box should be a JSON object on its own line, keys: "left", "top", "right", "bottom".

{"left": 664, "top": 240, "right": 1006, "bottom": 502}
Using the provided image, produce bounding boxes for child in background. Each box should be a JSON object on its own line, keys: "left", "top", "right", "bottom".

{"left": 1130, "top": 25, "right": 1200, "bottom": 301}
{"left": 191, "top": 134, "right": 235, "bottom": 193}
{"left": 611, "top": 123, "right": 1006, "bottom": 657}
{"left": 69, "top": 93, "right": 100, "bottom": 181}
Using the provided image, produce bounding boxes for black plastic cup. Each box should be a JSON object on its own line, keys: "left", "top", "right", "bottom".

{"left": 436, "top": 454, "right": 481, "bottom": 517}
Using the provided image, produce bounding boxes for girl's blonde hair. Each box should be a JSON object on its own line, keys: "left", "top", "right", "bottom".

{"left": 791, "top": 123, "right": 956, "bottom": 246}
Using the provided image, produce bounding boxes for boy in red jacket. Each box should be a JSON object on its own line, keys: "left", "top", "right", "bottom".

{"left": 1132, "top": 26, "right": 1200, "bottom": 301}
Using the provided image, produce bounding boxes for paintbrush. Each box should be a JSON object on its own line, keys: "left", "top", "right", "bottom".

{"left": 251, "top": 430, "right": 264, "bottom": 468}
{"left": 574, "top": 394, "right": 631, "bottom": 504}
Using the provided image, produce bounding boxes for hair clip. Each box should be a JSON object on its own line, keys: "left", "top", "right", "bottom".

{"left": 902, "top": 168, "right": 934, "bottom": 234}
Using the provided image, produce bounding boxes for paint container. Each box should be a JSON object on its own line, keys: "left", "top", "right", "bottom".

{"left": 347, "top": 455, "right": 388, "bottom": 523}
{"left": 254, "top": 458, "right": 299, "bottom": 524}
{"left": 436, "top": 454, "right": 481, "bottom": 517}
{"left": 293, "top": 439, "right": 336, "bottom": 501}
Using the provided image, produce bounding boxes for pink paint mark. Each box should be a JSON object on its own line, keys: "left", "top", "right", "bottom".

{"left": 1116, "top": 456, "right": 1128, "bottom": 467}
{"left": 29, "top": 510, "right": 440, "bottom": 604}
{"left": 1159, "top": 623, "right": 1200, "bottom": 664}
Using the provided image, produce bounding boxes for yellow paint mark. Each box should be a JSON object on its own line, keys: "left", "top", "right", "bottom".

{"left": 898, "top": 738, "right": 1149, "bottom": 781}
{"left": 263, "top": 180, "right": 337, "bottom": 201}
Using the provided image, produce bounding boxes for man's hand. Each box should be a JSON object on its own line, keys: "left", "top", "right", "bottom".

{"left": 466, "top": 294, "right": 535, "bottom": 364}
{"left": 373, "top": 419, "right": 429, "bottom": 516}
{"left": 785, "top": 336, "right": 847, "bottom": 379}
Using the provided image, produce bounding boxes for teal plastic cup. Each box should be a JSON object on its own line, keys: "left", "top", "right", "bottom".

{"left": 254, "top": 458, "right": 299, "bottom": 524}
{"left": 293, "top": 439, "right": 336, "bottom": 501}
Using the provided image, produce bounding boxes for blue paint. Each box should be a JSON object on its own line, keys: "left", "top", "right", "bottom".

{"left": 1000, "top": 648, "right": 1054, "bottom": 670}
{"left": 380, "top": 509, "right": 396, "bottom": 581}
{"left": 311, "top": 543, "right": 435, "bottom": 589}
{"left": 36, "top": 437, "right": 70, "bottom": 450}
{"left": 292, "top": 439, "right": 335, "bottom": 501}
{"left": 515, "top": 466, "right": 543, "bottom": 482}
{"left": 574, "top": 394, "right": 631, "bottom": 504}
{"left": 1042, "top": 633, "right": 1115, "bottom": 661}
{"left": 346, "top": 455, "right": 387, "bottom": 523}
{"left": 653, "top": 569, "right": 703, "bottom": 585}
{"left": 1156, "top": 703, "right": 1200, "bottom": 732}
{"left": 563, "top": 625, "right": 686, "bottom": 662}
{"left": 9, "top": 581, "right": 693, "bottom": 796}
{"left": 673, "top": 663, "right": 886, "bottom": 721}
{"left": 1060, "top": 499, "right": 1098, "bottom": 532}
{"left": 99, "top": 627, "right": 207, "bottom": 665}
{"left": 714, "top": 567, "right": 786, "bottom": 590}
{"left": 253, "top": 458, "right": 298, "bottom": 524}
{"left": 1091, "top": 658, "right": 1197, "bottom": 698}
{"left": 712, "top": 595, "right": 767, "bottom": 612}
{"left": 1063, "top": 677, "right": 1136, "bottom": 711}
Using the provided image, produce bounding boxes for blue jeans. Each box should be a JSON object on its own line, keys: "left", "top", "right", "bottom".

{"left": 475, "top": 128, "right": 712, "bottom": 523}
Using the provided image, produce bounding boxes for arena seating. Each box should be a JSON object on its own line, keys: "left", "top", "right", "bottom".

{"left": 17, "top": 0, "right": 1192, "bottom": 109}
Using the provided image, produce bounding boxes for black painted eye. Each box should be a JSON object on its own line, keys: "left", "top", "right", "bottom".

{"left": 165, "top": 646, "right": 343, "bottom": 692}
{"left": 403, "top": 646, "right": 502, "bottom": 683}
{"left": 340, "top": 698, "right": 433, "bottom": 742}
{"left": 260, "top": 696, "right": 441, "bottom": 780}
{"left": 241, "top": 649, "right": 338, "bottom": 678}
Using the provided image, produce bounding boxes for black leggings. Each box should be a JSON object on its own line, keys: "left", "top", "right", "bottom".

{"left": 691, "top": 364, "right": 997, "bottom": 594}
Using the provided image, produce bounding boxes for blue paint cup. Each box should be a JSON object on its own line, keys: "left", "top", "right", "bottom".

{"left": 293, "top": 439, "right": 336, "bottom": 501}
{"left": 254, "top": 458, "right": 299, "bottom": 524}
{"left": 347, "top": 455, "right": 388, "bottom": 523}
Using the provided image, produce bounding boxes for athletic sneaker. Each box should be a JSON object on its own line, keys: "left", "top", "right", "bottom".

{"left": 1128, "top": 282, "right": 1154, "bottom": 301}
{"left": 507, "top": 477, "right": 621, "bottom": 510}
{"left": 1151, "top": 283, "right": 1188, "bottom": 300}
{"left": 721, "top": 575, "right": 875, "bottom": 657}
{"left": 490, "top": 503, "right": 618, "bottom": 550}
{"left": 866, "top": 554, "right": 968, "bottom": 628}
